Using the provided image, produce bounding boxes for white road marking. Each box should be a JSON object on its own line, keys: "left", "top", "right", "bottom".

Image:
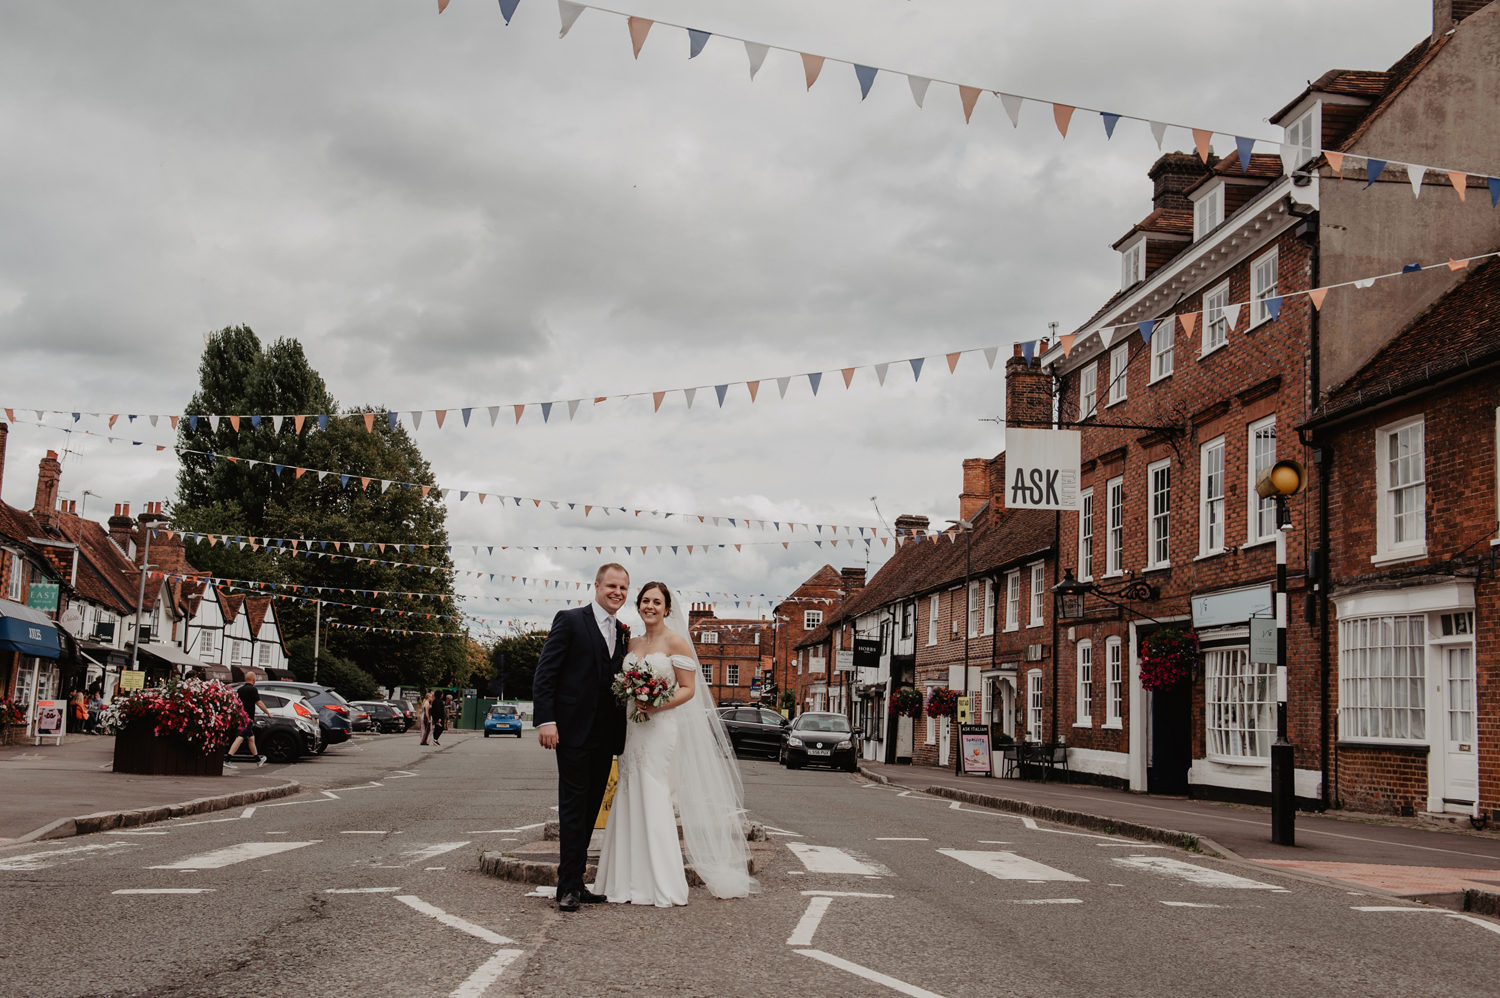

{"left": 785, "top": 843, "right": 890, "bottom": 876}
{"left": 1354, "top": 906, "right": 1500, "bottom": 936}
{"left": 425, "top": 866, "right": 446, "bottom": 871}
{"left": 341, "top": 830, "right": 389, "bottom": 835}
{"left": 328, "top": 781, "right": 384, "bottom": 793}
{"left": 0, "top": 842, "right": 137, "bottom": 871}
{"left": 939, "top": 849, "right": 1087, "bottom": 882}
{"left": 761, "top": 825, "right": 805, "bottom": 838}
{"left": 451, "top": 949, "right": 524, "bottom": 998}
{"left": 168, "top": 807, "right": 261, "bottom": 830}
{"left": 795, "top": 949, "right": 948, "bottom": 998}
{"left": 1161, "top": 901, "right": 1226, "bottom": 908}
{"left": 326, "top": 887, "right": 402, "bottom": 894}
{"left": 801, "top": 890, "right": 895, "bottom": 898}
{"left": 786, "top": 896, "right": 833, "bottom": 946}
{"left": 148, "top": 841, "right": 319, "bottom": 870}
{"left": 468, "top": 822, "right": 545, "bottom": 835}
{"left": 978, "top": 840, "right": 1011, "bottom": 845}
{"left": 106, "top": 830, "right": 168, "bottom": 836}
{"left": 1113, "top": 855, "right": 1287, "bottom": 890}
{"left": 387, "top": 770, "right": 419, "bottom": 778}
{"left": 394, "top": 895, "right": 513, "bottom": 945}
{"left": 1009, "top": 898, "right": 1083, "bottom": 905}
{"left": 112, "top": 888, "right": 215, "bottom": 895}
{"left": 876, "top": 837, "right": 928, "bottom": 841}
{"left": 321, "top": 791, "right": 341, "bottom": 799}
{"left": 261, "top": 798, "right": 332, "bottom": 809}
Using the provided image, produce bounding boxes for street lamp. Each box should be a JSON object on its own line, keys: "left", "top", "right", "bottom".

{"left": 1256, "top": 458, "right": 1306, "bottom": 846}
{"left": 127, "top": 508, "right": 170, "bottom": 674}
{"left": 947, "top": 518, "right": 973, "bottom": 775}
{"left": 313, "top": 605, "right": 338, "bottom": 684}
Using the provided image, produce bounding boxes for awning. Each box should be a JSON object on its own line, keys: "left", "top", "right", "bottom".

{"left": 133, "top": 641, "right": 204, "bottom": 671}
{"left": 190, "top": 663, "right": 232, "bottom": 683}
{"left": 0, "top": 598, "right": 61, "bottom": 659}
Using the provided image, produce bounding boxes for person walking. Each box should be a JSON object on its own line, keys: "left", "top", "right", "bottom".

{"left": 430, "top": 692, "right": 447, "bottom": 746}
{"left": 224, "top": 671, "right": 273, "bottom": 768}
{"left": 418, "top": 692, "right": 433, "bottom": 745}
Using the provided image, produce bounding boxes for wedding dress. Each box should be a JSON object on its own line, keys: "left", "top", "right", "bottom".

{"left": 595, "top": 587, "right": 756, "bottom": 906}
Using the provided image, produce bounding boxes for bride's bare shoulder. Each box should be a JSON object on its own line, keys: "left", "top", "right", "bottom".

{"left": 666, "top": 631, "right": 696, "bottom": 657}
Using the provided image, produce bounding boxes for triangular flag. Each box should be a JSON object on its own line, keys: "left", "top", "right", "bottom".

{"left": 1235, "top": 136, "right": 1255, "bottom": 172}
{"left": 907, "top": 75, "right": 930, "bottom": 108}
{"left": 1448, "top": 258, "right": 1470, "bottom": 272}
{"left": 1052, "top": 103, "right": 1074, "bottom": 137}
{"left": 1355, "top": 277, "right": 1377, "bottom": 289}
{"left": 461, "top": 407, "right": 472, "bottom": 426}
{"left": 1364, "top": 158, "right": 1387, "bottom": 188}
{"left": 1325, "top": 151, "right": 1344, "bottom": 177}
{"left": 1307, "top": 287, "right": 1329, "bottom": 310}
{"left": 514, "top": 404, "right": 525, "bottom": 424}
{"left": 229, "top": 415, "right": 240, "bottom": 431}
{"left": 1448, "top": 171, "right": 1468, "bottom": 201}
{"left": 1225, "top": 302, "right": 1243, "bottom": 328}
{"left": 567, "top": 399, "right": 581, "bottom": 419}
{"left": 1179, "top": 313, "right": 1198, "bottom": 338}
{"left": 499, "top": 0, "right": 520, "bottom": 25}
{"left": 841, "top": 367, "right": 855, "bottom": 388}
{"left": 1489, "top": 177, "right": 1500, "bottom": 207}
{"left": 744, "top": 41, "right": 769, "bottom": 80}
{"left": 363, "top": 413, "right": 375, "bottom": 432}
{"left": 1150, "top": 121, "right": 1168, "bottom": 148}
{"left": 1265, "top": 296, "right": 1283, "bottom": 321}
{"left": 1408, "top": 165, "right": 1425, "bottom": 198}
{"left": 801, "top": 53, "right": 824, "bottom": 90}
{"left": 541, "top": 402, "right": 553, "bottom": 423}
{"left": 909, "top": 357, "right": 924, "bottom": 381}
{"left": 946, "top": 352, "right": 961, "bottom": 373}
{"left": 1192, "top": 128, "right": 1213, "bottom": 163}
{"left": 558, "top": 0, "right": 585, "bottom": 38}
{"left": 652, "top": 391, "right": 667, "bottom": 412}
{"left": 854, "top": 64, "right": 877, "bottom": 100}
{"left": 435, "top": 409, "right": 446, "bottom": 428}
{"left": 1138, "top": 320, "right": 1155, "bottom": 343}
{"left": 715, "top": 384, "right": 728, "bottom": 407}
{"left": 959, "top": 85, "right": 981, "bottom": 123}
{"left": 439, "top": 0, "right": 450, "bottom": 12}
{"left": 875, "top": 362, "right": 889, "bottom": 385}
{"left": 776, "top": 376, "right": 791, "bottom": 399}
{"left": 410, "top": 411, "right": 423, "bottom": 430}
{"left": 683, "top": 388, "right": 696, "bottom": 409}
{"left": 488, "top": 405, "right": 500, "bottom": 425}
{"left": 1060, "top": 334, "right": 1075, "bottom": 356}
{"left": 627, "top": 17, "right": 652, "bottom": 58}
{"left": 687, "top": 28, "right": 710, "bottom": 59}
{"left": 1021, "top": 341, "right": 1035, "bottom": 366}
{"left": 983, "top": 346, "right": 999, "bottom": 368}
{"left": 999, "top": 93, "right": 1023, "bottom": 127}
{"left": 1101, "top": 112, "right": 1120, "bottom": 139}
{"left": 807, "top": 372, "right": 821, "bottom": 396}
{"left": 747, "top": 380, "right": 759, "bottom": 402}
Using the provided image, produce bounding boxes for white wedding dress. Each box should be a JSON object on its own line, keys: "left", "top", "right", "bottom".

{"left": 595, "top": 651, "right": 693, "bottom": 907}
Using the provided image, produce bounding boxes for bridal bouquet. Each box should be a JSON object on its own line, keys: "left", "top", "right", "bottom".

{"left": 612, "top": 664, "right": 677, "bottom": 722}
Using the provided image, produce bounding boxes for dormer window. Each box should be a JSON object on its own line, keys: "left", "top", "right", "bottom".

{"left": 1120, "top": 240, "right": 1144, "bottom": 289}
{"left": 1192, "top": 184, "right": 1223, "bottom": 240}
{"left": 1284, "top": 107, "right": 1317, "bottom": 173}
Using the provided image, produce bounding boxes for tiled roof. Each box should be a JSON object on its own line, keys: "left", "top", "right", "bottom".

{"left": 1212, "top": 153, "right": 1284, "bottom": 180}
{"left": 1306, "top": 255, "right": 1500, "bottom": 425}
{"left": 49, "top": 512, "right": 140, "bottom": 615}
{"left": 1112, "top": 208, "right": 1194, "bottom": 248}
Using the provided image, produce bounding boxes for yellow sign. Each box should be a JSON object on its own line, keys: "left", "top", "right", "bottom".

{"left": 119, "top": 670, "right": 146, "bottom": 692}
{"left": 956, "top": 696, "right": 971, "bottom": 723}
{"left": 594, "top": 760, "right": 619, "bottom": 829}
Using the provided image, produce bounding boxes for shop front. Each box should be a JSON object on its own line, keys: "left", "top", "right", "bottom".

{"left": 1, "top": 597, "right": 64, "bottom": 742}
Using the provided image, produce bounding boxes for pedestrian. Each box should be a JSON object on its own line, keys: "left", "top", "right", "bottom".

{"left": 224, "top": 671, "right": 273, "bottom": 768}
{"left": 67, "top": 691, "right": 87, "bottom": 734}
{"left": 430, "top": 692, "right": 447, "bottom": 746}
{"left": 418, "top": 692, "right": 432, "bottom": 744}
{"left": 86, "top": 691, "right": 104, "bottom": 734}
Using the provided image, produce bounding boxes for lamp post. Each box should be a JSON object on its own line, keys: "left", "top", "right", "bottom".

{"left": 1256, "top": 459, "right": 1306, "bottom": 846}
{"left": 127, "top": 509, "right": 170, "bottom": 674}
{"left": 947, "top": 518, "right": 973, "bottom": 775}
{"left": 313, "top": 604, "right": 338, "bottom": 684}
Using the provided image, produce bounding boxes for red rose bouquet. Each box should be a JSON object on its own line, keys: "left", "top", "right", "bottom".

{"left": 612, "top": 661, "right": 678, "bottom": 722}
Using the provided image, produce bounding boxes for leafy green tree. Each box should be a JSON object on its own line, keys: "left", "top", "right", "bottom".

{"left": 488, "top": 629, "right": 548, "bottom": 700}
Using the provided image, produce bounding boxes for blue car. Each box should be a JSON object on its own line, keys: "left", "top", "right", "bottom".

{"left": 483, "top": 703, "right": 523, "bottom": 738}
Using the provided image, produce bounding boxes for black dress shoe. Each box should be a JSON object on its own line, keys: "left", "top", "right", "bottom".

{"left": 557, "top": 890, "right": 581, "bottom": 912}
{"left": 579, "top": 888, "right": 608, "bottom": 904}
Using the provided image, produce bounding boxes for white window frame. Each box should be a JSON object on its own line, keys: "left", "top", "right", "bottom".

{"left": 700, "top": 631, "right": 719, "bottom": 644}
{"left": 1078, "top": 487, "right": 1095, "bottom": 582}
{"left": 1004, "top": 570, "right": 1020, "bottom": 632}
{"left": 1028, "top": 562, "right": 1044, "bottom": 627}
{"left": 982, "top": 579, "right": 995, "bottom": 636}
{"left": 1075, "top": 640, "right": 1093, "bottom": 727}
{"left": 1105, "top": 637, "right": 1123, "bottom": 727}
{"left": 257, "top": 642, "right": 273, "bottom": 667}
{"left": 1200, "top": 437, "right": 1226, "bottom": 557}
{"left": 1205, "top": 646, "right": 1276, "bottom": 762}
{"left": 1106, "top": 476, "right": 1125, "bottom": 576}
{"left": 1121, "top": 239, "right": 1144, "bottom": 289}
{"left": 1203, "top": 279, "right": 1231, "bottom": 355}
{"left": 1108, "top": 343, "right": 1129, "bottom": 406}
{"left": 1337, "top": 613, "right": 1426, "bottom": 743}
{"left": 925, "top": 682, "right": 939, "bottom": 744}
{"left": 1150, "top": 315, "right": 1175, "bottom": 382}
{"left": 1080, "top": 363, "right": 1098, "bottom": 419}
{"left": 5, "top": 555, "right": 22, "bottom": 601}
{"left": 199, "top": 630, "right": 217, "bottom": 663}
{"left": 927, "top": 594, "right": 939, "bottom": 646}
{"left": 803, "top": 610, "right": 822, "bottom": 631}
{"left": 1283, "top": 106, "right": 1318, "bottom": 173}
{"left": 967, "top": 580, "right": 981, "bottom": 639}
{"left": 1375, "top": 415, "right": 1426, "bottom": 562}
{"left": 808, "top": 649, "right": 825, "bottom": 674}
{"left": 1250, "top": 248, "right": 1279, "bottom": 328}
{"left": 1027, "top": 671, "right": 1044, "bottom": 740}
{"left": 1192, "top": 183, "right": 1224, "bottom": 240}
{"left": 726, "top": 662, "right": 739, "bottom": 686}
{"left": 1247, "top": 416, "right": 1278, "bottom": 545}
{"left": 1147, "top": 458, "right": 1171, "bottom": 569}
{"left": 702, "top": 661, "right": 714, "bottom": 684}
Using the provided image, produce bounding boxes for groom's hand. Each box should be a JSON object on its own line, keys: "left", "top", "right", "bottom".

{"left": 537, "top": 723, "right": 559, "bottom": 749}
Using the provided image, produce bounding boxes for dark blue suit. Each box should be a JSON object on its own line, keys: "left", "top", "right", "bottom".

{"left": 532, "top": 604, "right": 628, "bottom": 896}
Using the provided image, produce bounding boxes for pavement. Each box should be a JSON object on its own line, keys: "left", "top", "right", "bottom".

{"left": 4, "top": 732, "right": 1498, "bottom": 916}
{"left": 859, "top": 759, "right": 1500, "bottom": 915}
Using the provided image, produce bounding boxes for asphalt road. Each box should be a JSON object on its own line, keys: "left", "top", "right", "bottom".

{"left": 3, "top": 731, "right": 1497, "bottom": 998}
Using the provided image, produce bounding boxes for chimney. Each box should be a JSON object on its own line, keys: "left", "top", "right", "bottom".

{"left": 893, "top": 513, "right": 930, "bottom": 536}
{"left": 32, "top": 450, "right": 62, "bottom": 528}
{"left": 108, "top": 503, "right": 135, "bottom": 554}
{"left": 1006, "top": 342, "right": 1054, "bottom": 428}
{"left": 960, "top": 458, "right": 989, "bottom": 522}
{"left": 1147, "top": 152, "right": 1215, "bottom": 212}
{"left": 1436, "top": 1, "right": 1489, "bottom": 39}
{"left": 0, "top": 422, "right": 8, "bottom": 500}
{"left": 840, "top": 567, "right": 866, "bottom": 593}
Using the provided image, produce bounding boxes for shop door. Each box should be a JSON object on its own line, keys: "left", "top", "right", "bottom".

{"left": 1147, "top": 682, "right": 1191, "bottom": 795}
{"left": 1441, "top": 645, "right": 1479, "bottom": 814}
{"left": 939, "top": 716, "right": 951, "bottom": 767}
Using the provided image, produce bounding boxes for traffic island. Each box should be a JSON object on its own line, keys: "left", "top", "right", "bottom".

{"left": 480, "top": 819, "right": 769, "bottom": 888}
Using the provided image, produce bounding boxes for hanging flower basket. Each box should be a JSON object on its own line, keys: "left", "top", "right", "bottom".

{"left": 888, "top": 687, "right": 925, "bottom": 718}
{"left": 925, "top": 687, "right": 960, "bottom": 719}
{"left": 105, "top": 680, "right": 247, "bottom": 776}
{"left": 1139, "top": 628, "right": 1199, "bottom": 692}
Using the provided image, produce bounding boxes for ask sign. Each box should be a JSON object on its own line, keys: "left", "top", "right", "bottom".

{"left": 1004, "top": 428, "right": 1082, "bottom": 510}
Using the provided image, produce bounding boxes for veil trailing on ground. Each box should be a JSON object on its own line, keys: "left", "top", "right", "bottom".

{"left": 662, "top": 587, "right": 758, "bottom": 899}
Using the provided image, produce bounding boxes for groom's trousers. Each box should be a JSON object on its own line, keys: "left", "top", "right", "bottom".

{"left": 555, "top": 733, "right": 615, "bottom": 896}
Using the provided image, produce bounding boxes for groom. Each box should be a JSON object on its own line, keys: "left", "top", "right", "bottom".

{"left": 533, "top": 562, "right": 630, "bottom": 912}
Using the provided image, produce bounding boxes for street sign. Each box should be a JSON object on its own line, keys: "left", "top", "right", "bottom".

{"left": 853, "top": 638, "right": 880, "bottom": 669}
{"left": 835, "top": 650, "right": 855, "bottom": 672}
{"left": 1003, "top": 428, "right": 1081, "bottom": 510}
{"left": 26, "top": 582, "right": 60, "bottom": 613}
{"left": 956, "top": 696, "right": 971, "bottom": 723}
{"left": 119, "top": 671, "right": 145, "bottom": 692}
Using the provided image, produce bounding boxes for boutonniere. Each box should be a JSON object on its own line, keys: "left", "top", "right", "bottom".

{"left": 618, "top": 621, "right": 631, "bottom": 637}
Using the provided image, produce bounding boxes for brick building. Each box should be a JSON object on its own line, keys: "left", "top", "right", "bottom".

{"left": 772, "top": 565, "right": 843, "bottom": 714}
{"left": 687, "top": 603, "right": 771, "bottom": 706}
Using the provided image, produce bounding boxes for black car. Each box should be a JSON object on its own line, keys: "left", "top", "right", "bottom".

{"left": 717, "top": 706, "right": 788, "bottom": 758}
{"left": 352, "top": 701, "right": 405, "bottom": 734}
{"left": 249, "top": 681, "right": 356, "bottom": 750}
{"left": 387, "top": 699, "right": 417, "bottom": 729}
{"left": 779, "top": 712, "right": 860, "bottom": 772}
{"left": 248, "top": 714, "right": 320, "bottom": 763}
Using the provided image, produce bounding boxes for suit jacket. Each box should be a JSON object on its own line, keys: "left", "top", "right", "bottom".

{"left": 532, "top": 605, "right": 628, "bottom": 753}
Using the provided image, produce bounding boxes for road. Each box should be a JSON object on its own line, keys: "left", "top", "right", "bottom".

{"left": 3, "top": 731, "right": 1497, "bottom": 997}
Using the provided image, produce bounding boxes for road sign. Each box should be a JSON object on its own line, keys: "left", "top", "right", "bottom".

{"left": 835, "top": 650, "right": 855, "bottom": 672}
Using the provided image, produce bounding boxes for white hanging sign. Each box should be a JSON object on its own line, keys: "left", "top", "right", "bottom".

{"left": 1004, "top": 428, "right": 1082, "bottom": 510}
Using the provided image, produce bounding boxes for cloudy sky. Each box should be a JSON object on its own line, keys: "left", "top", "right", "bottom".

{"left": 0, "top": 1, "right": 1431, "bottom": 633}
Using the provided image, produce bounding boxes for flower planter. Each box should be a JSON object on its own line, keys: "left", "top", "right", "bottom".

{"left": 112, "top": 723, "right": 224, "bottom": 776}
{"left": 0, "top": 723, "right": 25, "bottom": 746}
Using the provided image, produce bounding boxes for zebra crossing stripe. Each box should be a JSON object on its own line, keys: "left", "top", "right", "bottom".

{"left": 147, "top": 841, "right": 319, "bottom": 870}
{"left": 1113, "top": 855, "right": 1287, "bottom": 890}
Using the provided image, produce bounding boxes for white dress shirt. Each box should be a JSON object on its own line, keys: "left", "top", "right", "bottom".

{"left": 592, "top": 600, "right": 618, "bottom": 656}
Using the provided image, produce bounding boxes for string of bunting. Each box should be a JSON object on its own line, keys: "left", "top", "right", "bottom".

{"left": 447, "top": 0, "right": 1500, "bottom": 189}
{"left": 12, "top": 250, "right": 1497, "bottom": 431}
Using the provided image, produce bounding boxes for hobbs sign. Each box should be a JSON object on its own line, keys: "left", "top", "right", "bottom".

{"left": 1004, "top": 428, "right": 1082, "bottom": 511}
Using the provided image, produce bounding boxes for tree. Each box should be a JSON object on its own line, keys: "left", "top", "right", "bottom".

{"left": 489, "top": 629, "right": 549, "bottom": 701}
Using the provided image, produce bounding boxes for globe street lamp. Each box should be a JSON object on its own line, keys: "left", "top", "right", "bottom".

{"left": 1256, "top": 459, "right": 1305, "bottom": 846}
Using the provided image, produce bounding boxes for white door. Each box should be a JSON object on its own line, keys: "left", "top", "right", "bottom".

{"left": 939, "top": 716, "right": 951, "bottom": 766}
{"left": 1441, "top": 645, "right": 1479, "bottom": 815}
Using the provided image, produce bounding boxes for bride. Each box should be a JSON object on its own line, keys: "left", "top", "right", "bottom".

{"left": 594, "top": 581, "right": 756, "bottom": 906}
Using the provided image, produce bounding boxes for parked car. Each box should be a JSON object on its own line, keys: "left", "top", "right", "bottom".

{"left": 387, "top": 699, "right": 417, "bottom": 729}
{"left": 249, "top": 681, "right": 356, "bottom": 750}
{"left": 250, "top": 691, "right": 322, "bottom": 762}
{"left": 352, "top": 701, "right": 405, "bottom": 734}
{"left": 483, "top": 703, "right": 523, "bottom": 738}
{"left": 717, "top": 706, "right": 788, "bottom": 758}
{"left": 779, "top": 712, "right": 860, "bottom": 772}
